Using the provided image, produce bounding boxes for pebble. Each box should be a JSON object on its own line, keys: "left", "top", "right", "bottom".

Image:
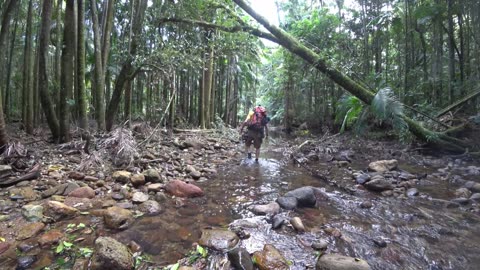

{"left": 17, "top": 255, "right": 37, "bottom": 270}
{"left": 311, "top": 239, "right": 328, "bottom": 251}
{"left": 360, "top": 201, "right": 373, "bottom": 208}
{"left": 373, "top": 238, "right": 387, "bottom": 248}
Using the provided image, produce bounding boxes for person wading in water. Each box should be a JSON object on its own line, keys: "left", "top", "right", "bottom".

{"left": 239, "top": 105, "right": 269, "bottom": 162}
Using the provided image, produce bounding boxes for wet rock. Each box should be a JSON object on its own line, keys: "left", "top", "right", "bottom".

{"left": 251, "top": 202, "right": 280, "bottom": 215}
{"left": 147, "top": 183, "right": 163, "bottom": 192}
{"left": 132, "top": 192, "right": 149, "bottom": 203}
{"left": 252, "top": 244, "right": 289, "bottom": 270}
{"left": 230, "top": 226, "right": 250, "bottom": 240}
{"left": 17, "top": 222, "right": 45, "bottom": 240}
{"left": 17, "top": 240, "right": 38, "bottom": 252}
{"left": 290, "top": 217, "right": 306, "bottom": 232}
{"left": 228, "top": 247, "right": 254, "bottom": 270}
{"left": 143, "top": 169, "right": 161, "bottom": 183}
{"left": 38, "top": 230, "right": 64, "bottom": 247}
{"left": 190, "top": 170, "right": 202, "bottom": 180}
{"left": 68, "top": 186, "right": 95, "bottom": 199}
{"left": 284, "top": 186, "right": 316, "bottom": 207}
{"left": 0, "top": 200, "right": 14, "bottom": 211}
{"left": 272, "top": 215, "right": 286, "bottom": 229}
{"left": 17, "top": 255, "right": 37, "bottom": 270}
{"left": 139, "top": 200, "right": 162, "bottom": 215}
{"left": 364, "top": 175, "right": 393, "bottom": 192}
{"left": 373, "top": 238, "right": 387, "bottom": 248}
{"left": 0, "top": 242, "right": 10, "bottom": 254}
{"left": 470, "top": 183, "right": 480, "bottom": 193}
{"left": 355, "top": 174, "right": 370, "bottom": 185}
{"left": 312, "top": 239, "right": 328, "bottom": 251}
{"left": 64, "top": 182, "right": 81, "bottom": 195}
{"left": 154, "top": 192, "right": 167, "bottom": 202}
{"left": 164, "top": 179, "right": 204, "bottom": 198}
{"left": 381, "top": 190, "right": 393, "bottom": 196}
{"left": 112, "top": 171, "right": 132, "bottom": 184}
{"left": 69, "top": 171, "right": 85, "bottom": 180}
{"left": 111, "top": 193, "right": 125, "bottom": 201}
{"left": 398, "top": 172, "right": 416, "bottom": 181}
{"left": 406, "top": 188, "right": 419, "bottom": 197}
{"left": 44, "top": 200, "right": 79, "bottom": 221}
{"left": 198, "top": 229, "right": 239, "bottom": 251}
{"left": 130, "top": 174, "right": 146, "bottom": 187}
{"left": 0, "top": 214, "right": 9, "bottom": 222}
{"left": 316, "top": 254, "right": 371, "bottom": 270}
{"left": 12, "top": 187, "right": 38, "bottom": 201}
{"left": 85, "top": 175, "right": 99, "bottom": 182}
{"left": 451, "top": 198, "right": 470, "bottom": 205}
{"left": 104, "top": 206, "right": 134, "bottom": 230}
{"left": 90, "top": 237, "right": 134, "bottom": 270}
{"left": 454, "top": 188, "right": 472, "bottom": 198}
{"left": 470, "top": 193, "right": 480, "bottom": 202}
{"left": 276, "top": 196, "right": 298, "bottom": 210}
{"left": 324, "top": 227, "right": 342, "bottom": 238}
{"left": 22, "top": 204, "right": 44, "bottom": 222}
{"left": 368, "top": 160, "right": 398, "bottom": 173}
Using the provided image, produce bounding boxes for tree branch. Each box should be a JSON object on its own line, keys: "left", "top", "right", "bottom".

{"left": 158, "top": 17, "right": 280, "bottom": 44}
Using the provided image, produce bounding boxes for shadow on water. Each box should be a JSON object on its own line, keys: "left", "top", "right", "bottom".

{"left": 119, "top": 136, "right": 480, "bottom": 270}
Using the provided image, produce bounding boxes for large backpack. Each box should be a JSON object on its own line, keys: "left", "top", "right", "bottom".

{"left": 248, "top": 106, "right": 268, "bottom": 131}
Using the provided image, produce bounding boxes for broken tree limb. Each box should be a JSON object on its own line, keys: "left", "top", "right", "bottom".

{"left": 232, "top": 0, "right": 472, "bottom": 153}
{"left": 0, "top": 163, "right": 41, "bottom": 187}
{"left": 436, "top": 88, "right": 480, "bottom": 118}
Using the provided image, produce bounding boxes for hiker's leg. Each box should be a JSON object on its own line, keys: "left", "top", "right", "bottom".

{"left": 245, "top": 134, "right": 253, "bottom": 158}
{"left": 255, "top": 147, "right": 260, "bottom": 160}
{"left": 253, "top": 133, "right": 262, "bottom": 160}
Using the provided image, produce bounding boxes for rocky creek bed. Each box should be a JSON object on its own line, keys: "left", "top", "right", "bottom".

{"left": 0, "top": 126, "right": 479, "bottom": 270}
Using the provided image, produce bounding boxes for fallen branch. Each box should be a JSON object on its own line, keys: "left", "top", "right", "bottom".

{"left": 0, "top": 164, "right": 41, "bottom": 187}
{"left": 436, "top": 88, "right": 480, "bottom": 118}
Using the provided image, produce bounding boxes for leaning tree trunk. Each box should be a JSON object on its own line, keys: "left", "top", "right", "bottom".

{"left": 232, "top": 0, "right": 470, "bottom": 152}
{"left": 0, "top": 0, "right": 19, "bottom": 149}
{"left": 38, "top": 0, "right": 60, "bottom": 140}
{"left": 105, "top": 0, "right": 147, "bottom": 131}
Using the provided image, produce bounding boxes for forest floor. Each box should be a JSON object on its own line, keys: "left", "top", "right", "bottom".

{"left": 0, "top": 123, "right": 479, "bottom": 270}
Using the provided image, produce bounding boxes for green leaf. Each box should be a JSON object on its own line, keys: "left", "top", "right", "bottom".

{"left": 170, "top": 262, "right": 180, "bottom": 270}
{"left": 0, "top": 237, "right": 5, "bottom": 242}
{"left": 63, "top": 241, "right": 73, "bottom": 248}
{"left": 77, "top": 223, "right": 86, "bottom": 229}
{"left": 55, "top": 242, "right": 64, "bottom": 254}
{"left": 196, "top": 245, "right": 207, "bottom": 257}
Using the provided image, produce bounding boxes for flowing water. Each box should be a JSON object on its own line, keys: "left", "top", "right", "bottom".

{"left": 119, "top": 138, "right": 480, "bottom": 270}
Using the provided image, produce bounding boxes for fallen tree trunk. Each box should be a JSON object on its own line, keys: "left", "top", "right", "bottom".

{"left": 436, "top": 88, "right": 480, "bottom": 118}
{"left": 232, "top": 0, "right": 471, "bottom": 152}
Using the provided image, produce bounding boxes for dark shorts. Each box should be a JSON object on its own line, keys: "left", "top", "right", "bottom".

{"left": 244, "top": 129, "right": 264, "bottom": 149}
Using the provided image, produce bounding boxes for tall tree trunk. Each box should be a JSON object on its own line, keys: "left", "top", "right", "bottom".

{"left": 4, "top": 4, "right": 19, "bottom": 120}
{"left": 55, "top": 0, "right": 62, "bottom": 117}
{"left": 77, "top": 0, "right": 88, "bottom": 129}
{"left": 0, "top": 0, "right": 19, "bottom": 149}
{"left": 90, "top": 0, "right": 106, "bottom": 130}
{"left": 38, "top": 0, "right": 60, "bottom": 140}
{"left": 23, "top": 0, "right": 34, "bottom": 135}
{"left": 124, "top": 80, "right": 132, "bottom": 125}
{"left": 105, "top": 0, "right": 147, "bottom": 131}
{"left": 447, "top": 0, "right": 456, "bottom": 103}
{"left": 59, "top": 0, "right": 75, "bottom": 142}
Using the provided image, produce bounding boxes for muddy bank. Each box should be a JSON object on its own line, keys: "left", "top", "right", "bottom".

{"left": 0, "top": 127, "right": 479, "bottom": 270}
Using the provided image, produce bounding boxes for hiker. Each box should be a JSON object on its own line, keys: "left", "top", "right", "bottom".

{"left": 239, "top": 105, "right": 269, "bottom": 161}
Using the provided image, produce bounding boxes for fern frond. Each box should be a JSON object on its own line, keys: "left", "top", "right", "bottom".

{"left": 371, "top": 87, "right": 407, "bottom": 133}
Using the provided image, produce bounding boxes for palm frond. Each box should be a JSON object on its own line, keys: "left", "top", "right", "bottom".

{"left": 371, "top": 87, "right": 407, "bottom": 132}
{"left": 335, "top": 95, "right": 364, "bottom": 133}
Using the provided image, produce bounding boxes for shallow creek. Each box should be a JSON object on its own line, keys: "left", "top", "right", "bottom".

{"left": 120, "top": 139, "right": 480, "bottom": 270}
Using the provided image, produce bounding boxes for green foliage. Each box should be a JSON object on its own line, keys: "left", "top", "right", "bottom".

{"left": 371, "top": 87, "right": 407, "bottom": 133}
{"left": 335, "top": 95, "right": 364, "bottom": 133}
